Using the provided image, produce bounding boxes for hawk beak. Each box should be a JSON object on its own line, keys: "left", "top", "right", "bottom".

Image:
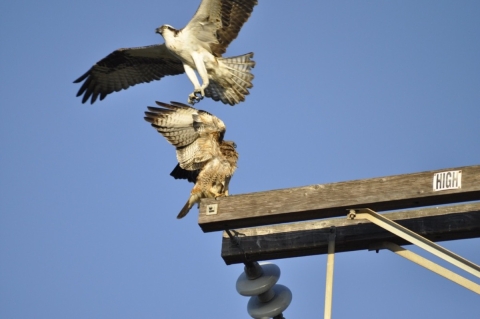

{"left": 155, "top": 27, "right": 162, "bottom": 35}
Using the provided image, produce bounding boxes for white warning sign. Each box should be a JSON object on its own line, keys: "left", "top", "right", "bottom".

{"left": 206, "top": 203, "right": 218, "bottom": 215}
{"left": 433, "top": 170, "right": 462, "bottom": 191}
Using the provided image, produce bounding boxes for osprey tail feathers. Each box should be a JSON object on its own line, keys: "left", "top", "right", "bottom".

{"left": 205, "top": 53, "right": 255, "bottom": 106}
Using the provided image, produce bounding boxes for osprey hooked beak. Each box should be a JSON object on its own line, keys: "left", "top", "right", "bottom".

{"left": 156, "top": 25, "right": 176, "bottom": 36}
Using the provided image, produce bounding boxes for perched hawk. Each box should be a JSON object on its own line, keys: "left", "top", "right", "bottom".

{"left": 144, "top": 101, "right": 239, "bottom": 218}
{"left": 74, "top": 0, "right": 257, "bottom": 106}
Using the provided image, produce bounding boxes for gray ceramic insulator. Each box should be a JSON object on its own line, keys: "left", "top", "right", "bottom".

{"left": 236, "top": 263, "right": 280, "bottom": 297}
{"left": 247, "top": 284, "right": 292, "bottom": 319}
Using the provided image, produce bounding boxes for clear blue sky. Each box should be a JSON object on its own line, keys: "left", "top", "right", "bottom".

{"left": 1, "top": 1, "right": 479, "bottom": 318}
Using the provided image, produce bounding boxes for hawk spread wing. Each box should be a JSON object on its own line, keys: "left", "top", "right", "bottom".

{"left": 144, "top": 101, "right": 238, "bottom": 218}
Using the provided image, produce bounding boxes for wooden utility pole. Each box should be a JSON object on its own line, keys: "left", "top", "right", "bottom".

{"left": 195, "top": 164, "right": 480, "bottom": 263}
{"left": 200, "top": 164, "right": 480, "bottom": 316}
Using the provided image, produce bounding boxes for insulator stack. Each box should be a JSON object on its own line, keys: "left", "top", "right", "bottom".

{"left": 236, "top": 262, "right": 292, "bottom": 319}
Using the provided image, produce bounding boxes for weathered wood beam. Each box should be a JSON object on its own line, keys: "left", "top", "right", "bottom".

{"left": 199, "top": 165, "right": 480, "bottom": 232}
{"left": 220, "top": 203, "right": 480, "bottom": 265}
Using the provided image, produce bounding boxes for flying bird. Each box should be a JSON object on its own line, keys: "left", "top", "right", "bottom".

{"left": 144, "top": 101, "right": 239, "bottom": 218}
{"left": 74, "top": 0, "right": 257, "bottom": 106}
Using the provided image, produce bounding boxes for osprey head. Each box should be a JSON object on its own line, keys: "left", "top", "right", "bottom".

{"left": 156, "top": 24, "right": 177, "bottom": 36}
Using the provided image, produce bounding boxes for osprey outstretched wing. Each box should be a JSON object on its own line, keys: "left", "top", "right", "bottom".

{"left": 144, "top": 101, "right": 238, "bottom": 218}
{"left": 75, "top": 0, "right": 257, "bottom": 106}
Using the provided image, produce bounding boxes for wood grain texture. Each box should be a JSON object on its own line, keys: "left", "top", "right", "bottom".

{"left": 220, "top": 203, "right": 480, "bottom": 264}
{"left": 198, "top": 165, "right": 480, "bottom": 232}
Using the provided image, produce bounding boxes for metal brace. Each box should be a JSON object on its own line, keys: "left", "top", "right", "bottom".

{"left": 348, "top": 208, "right": 480, "bottom": 294}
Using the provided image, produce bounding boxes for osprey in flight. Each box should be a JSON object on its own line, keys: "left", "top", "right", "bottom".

{"left": 74, "top": 0, "right": 257, "bottom": 106}
{"left": 144, "top": 101, "right": 239, "bottom": 218}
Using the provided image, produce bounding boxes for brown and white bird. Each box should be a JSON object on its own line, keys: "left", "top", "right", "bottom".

{"left": 74, "top": 0, "right": 257, "bottom": 106}
{"left": 144, "top": 101, "right": 238, "bottom": 218}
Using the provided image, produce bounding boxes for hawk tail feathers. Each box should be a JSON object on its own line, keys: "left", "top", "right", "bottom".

{"left": 177, "top": 192, "right": 202, "bottom": 219}
{"left": 205, "top": 53, "right": 255, "bottom": 106}
{"left": 177, "top": 201, "right": 192, "bottom": 219}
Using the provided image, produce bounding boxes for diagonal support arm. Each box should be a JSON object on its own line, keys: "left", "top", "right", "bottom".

{"left": 348, "top": 208, "right": 480, "bottom": 278}
{"left": 370, "top": 241, "right": 480, "bottom": 294}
